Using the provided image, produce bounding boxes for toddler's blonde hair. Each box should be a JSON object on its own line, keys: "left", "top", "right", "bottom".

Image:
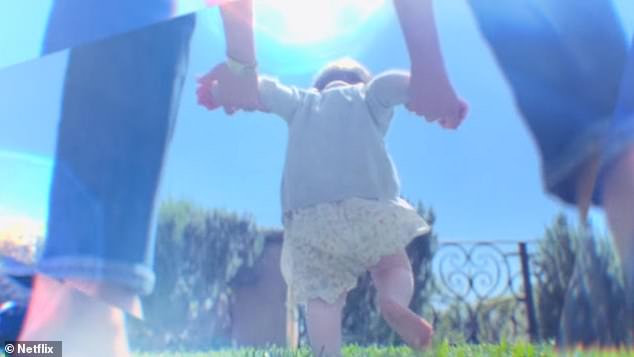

{"left": 313, "top": 57, "right": 372, "bottom": 91}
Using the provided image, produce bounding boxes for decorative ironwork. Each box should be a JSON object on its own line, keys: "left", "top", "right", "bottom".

{"left": 422, "top": 241, "right": 539, "bottom": 343}
{"left": 294, "top": 240, "right": 540, "bottom": 345}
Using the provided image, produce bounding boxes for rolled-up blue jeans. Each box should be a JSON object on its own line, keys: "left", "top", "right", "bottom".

{"left": 34, "top": 8, "right": 195, "bottom": 296}
{"left": 468, "top": 0, "right": 634, "bottom": 205}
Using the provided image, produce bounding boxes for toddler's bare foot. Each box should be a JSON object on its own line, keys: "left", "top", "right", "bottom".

{"left": 380, "top": 299, "right": 433, "bottom": 350}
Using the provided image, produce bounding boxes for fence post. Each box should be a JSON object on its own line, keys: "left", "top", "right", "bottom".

{"left": 519, "top": 242, "right": 539, "bottom": 342}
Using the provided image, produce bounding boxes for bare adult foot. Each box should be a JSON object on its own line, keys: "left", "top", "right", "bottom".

{"left": 380, "top": 299, "right": 433, "bottom": 350}
{"left": 19, "top": 275, "right": 130, "bottom": 357}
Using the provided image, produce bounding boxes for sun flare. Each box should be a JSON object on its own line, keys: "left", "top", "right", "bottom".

{"left": 254, "top": 0, "right": 387, "bottom": 45}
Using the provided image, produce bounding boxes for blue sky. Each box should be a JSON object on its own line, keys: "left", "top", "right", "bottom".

{"left": 1, "top": 1, "right": 633, "bottom": 243}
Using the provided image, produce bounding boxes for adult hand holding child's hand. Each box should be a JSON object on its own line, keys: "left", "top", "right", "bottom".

{"left": 196, "top": 62, "right": 260, "bottom": 114}
{"left": 406, "top": 66, "right": 468, "bottom": 129}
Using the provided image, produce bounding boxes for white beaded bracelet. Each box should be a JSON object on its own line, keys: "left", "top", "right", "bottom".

{"left": 226, "top": 56, "right": 257, "bottom": 76}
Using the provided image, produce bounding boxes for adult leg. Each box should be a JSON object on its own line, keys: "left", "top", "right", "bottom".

{"left": 602, "top": 37, "right": 634, "bottom": 321}
{"left": 19, "top": 15, "right": 195, "bottom": 357}
{"left": 603, "top": 145, "right": 634, "bottom": 313}
{"left": 20, "top": 275, "right": 131, "bottom": 357}
{"left": 43, "top": 0, "right": 173, "bottom": 54}
{"left": 370, "top": 250, "right": 432, "bottom": 349}
{"left": 471, "top": 0, "right": 633, "bottom": 341}
{"left": 467, "top": 0, "right": 628, "bottom": 205}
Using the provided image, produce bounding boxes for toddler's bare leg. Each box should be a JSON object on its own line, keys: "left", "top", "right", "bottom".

{"left": 306, "top": 293, "right": 347, "bottom": 357}
{"left": 370, "top": 250, "right": 433, "bottom": 349}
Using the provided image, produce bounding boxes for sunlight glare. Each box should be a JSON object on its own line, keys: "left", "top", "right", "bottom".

{"left": 255, "top": 0, "right": 387, "bottom": 45}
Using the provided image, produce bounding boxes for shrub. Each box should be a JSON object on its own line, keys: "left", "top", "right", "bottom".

{"left": 128, "top": 201, "right": 266, "bottom": 351}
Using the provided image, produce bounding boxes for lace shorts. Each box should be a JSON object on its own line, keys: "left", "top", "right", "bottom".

{"left": 281, "top": 197, "right": 430, "bottom": 306}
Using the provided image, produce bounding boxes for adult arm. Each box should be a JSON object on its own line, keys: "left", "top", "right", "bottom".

{"left": 393, "top": 0, "right": 467, "bottom": 127}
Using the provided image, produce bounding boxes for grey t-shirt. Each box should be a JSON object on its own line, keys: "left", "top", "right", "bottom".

{"left": 259, "top": 70, "right": 410, "bottom": 213}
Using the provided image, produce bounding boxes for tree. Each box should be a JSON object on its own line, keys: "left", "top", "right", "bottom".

{"left": 533, "top": 214, "right": 630, "bottom": 347}
{"left": 533, "top": 215, "right": 577, "bottom": 341}
{"left": 128, "top": 201, "right": 266, "bottom": 350}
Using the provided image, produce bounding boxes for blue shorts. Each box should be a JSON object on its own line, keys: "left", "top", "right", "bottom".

{"left": 469, "top": 0, "right": 634, "bottom": 205}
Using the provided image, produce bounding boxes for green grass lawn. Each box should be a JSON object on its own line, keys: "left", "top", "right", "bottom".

{"left": 134, "top": 341, "right": 634, "bottom": 356}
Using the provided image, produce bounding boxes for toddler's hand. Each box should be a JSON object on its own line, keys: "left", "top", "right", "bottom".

{"left": 406, "top": 66, "right": 468, "bottom": 128}
{"left": 196, "top": 62, "right": 260, "bottom": 115}
{"left": 196, "top": 79, "right": 220, "bottom": 111}
{"left": 438, "top": 99, "right": 468, "bottom": 130}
